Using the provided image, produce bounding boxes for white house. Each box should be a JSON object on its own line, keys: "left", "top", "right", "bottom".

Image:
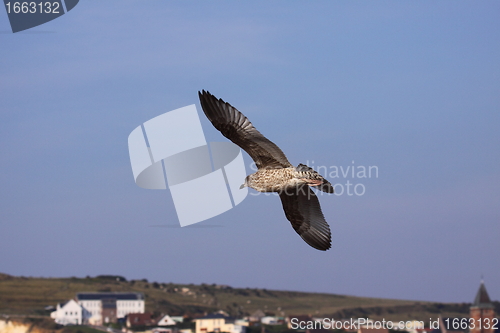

{"left": 261, "top": 317, "right": 280, "bottom": 325}
{"left": 157, "top": 315, "right": 177, "bottom": 326}
{"left": 51, "top": 292, "right": 145, "bottom": 326}
{"left": 50, "top": 299, "right": 89, "bottom": 325}
{"left": 76, "top": 292, "right": 145, "bottom": 324}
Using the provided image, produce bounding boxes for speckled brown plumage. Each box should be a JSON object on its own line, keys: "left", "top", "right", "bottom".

{"left": 199, "top": 90, "right": 333, "bottom": 251}
{"left": 243, "top": 166, "right": 332, "bottom": 193}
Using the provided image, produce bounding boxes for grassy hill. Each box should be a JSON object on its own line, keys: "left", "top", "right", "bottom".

{"left": 0, "top": 273, "right": 492, "bottom": 323}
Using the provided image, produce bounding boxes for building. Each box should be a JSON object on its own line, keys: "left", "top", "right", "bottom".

{"left": 261, "top": 316, "right": 280, "bottom": 325}
{"left": 470, "top": 281, "right": 496, "bottom": 333}
{"left": 50, "top": 292, "right": 145, "bottom": 326}
{"left": 171, "top": 317, "right": 185, "bottom": 324}
{"left": 76, "top": 292, "right": 145, "bottom": 325}
{"left": 248, "top": 310, "right": 265, "bottom": 323}
{"left": 50, "top": 299, "right": 88, "bottom": 325}
{"left": 126, "top": 312, "right": 156, "bottom": 327}
{"left": 157, "top": 315, "right": 177, "bottom": 326}
{"left": 194, "top": 313, "right": 246, "bottom": 333}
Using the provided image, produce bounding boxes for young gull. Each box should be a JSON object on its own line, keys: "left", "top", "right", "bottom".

{"left": 198, "top": 90, "right": 334, "bottom": 251}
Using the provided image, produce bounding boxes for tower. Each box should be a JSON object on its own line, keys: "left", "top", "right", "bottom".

{"left": 470, "top": 281, "right": 496, "bottom": 333}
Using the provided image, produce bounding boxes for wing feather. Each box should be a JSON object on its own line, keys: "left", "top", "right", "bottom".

{"left": 199, "top": 90, "right": 292, "bottom": 169}
{"left": 279, "top": 186, "right": 331, "bottom": 251}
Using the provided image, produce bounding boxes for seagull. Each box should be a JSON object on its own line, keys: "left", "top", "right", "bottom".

{"left": 198, "top": 90, "right": 334, "bottom": 251}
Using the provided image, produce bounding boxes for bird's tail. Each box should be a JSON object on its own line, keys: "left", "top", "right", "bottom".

{"left": 296, "top": 163, "right": 334, "bottom": 193}
{"left": 316, "top": 179, "right": 334, "bottom": 193}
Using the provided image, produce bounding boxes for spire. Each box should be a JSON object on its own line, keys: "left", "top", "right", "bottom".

{"left": 472, "top": 281, "right": 493, "bottom": 308}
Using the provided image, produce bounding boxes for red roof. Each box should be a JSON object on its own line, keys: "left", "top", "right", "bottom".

{"left": 127, "top": 313, "right": 155, "bottom": 326}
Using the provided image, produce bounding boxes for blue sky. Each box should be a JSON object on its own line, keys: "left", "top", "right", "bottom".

{"left": 1, "top": 1, "right": 499, "bottom": 305}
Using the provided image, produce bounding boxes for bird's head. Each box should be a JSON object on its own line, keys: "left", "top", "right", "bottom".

{"left": 239, "top": 175, "right": 251, "bottom": 189}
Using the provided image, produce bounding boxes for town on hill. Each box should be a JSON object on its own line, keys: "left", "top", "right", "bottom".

{"left": 0, "top": 273, "right": 498, "bottom": 333}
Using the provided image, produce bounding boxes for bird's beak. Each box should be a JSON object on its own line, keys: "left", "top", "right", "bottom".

{"left": 239, "top": 184, "right": 246, "bottom": 189}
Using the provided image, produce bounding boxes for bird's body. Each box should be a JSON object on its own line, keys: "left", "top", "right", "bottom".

{"left": 243, "top": 168, "right": 298, "bottom": 193}
{"left": 243, "top": 165, "right": 332, "bottom": 193}
{"left": 198, "top": 90, "right": 334, "bottom": 251}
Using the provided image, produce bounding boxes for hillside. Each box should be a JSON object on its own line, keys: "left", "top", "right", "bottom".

{"left": 0, "top": 273, "right": 490, "bottom": 323}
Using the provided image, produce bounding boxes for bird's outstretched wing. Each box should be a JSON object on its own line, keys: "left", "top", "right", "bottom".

{"left": 279, "top": 186, "right": 331, "bottom": 251}
{"left": 199, "top": 90, "right": 292, "bottom": 169}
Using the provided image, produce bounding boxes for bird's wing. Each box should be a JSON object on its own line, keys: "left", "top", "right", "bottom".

{"left": 279, "top": 186, "right": 331, "bottom": 251}
{"left": 199, "top": 90, "right": 292, "bottom": 169}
